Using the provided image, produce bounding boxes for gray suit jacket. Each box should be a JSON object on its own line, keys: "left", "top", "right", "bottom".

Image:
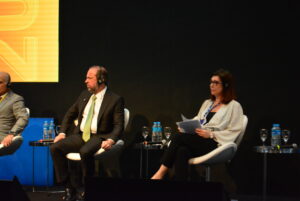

{"left": 0, "top": 90, "right": 29, "bottom": 139}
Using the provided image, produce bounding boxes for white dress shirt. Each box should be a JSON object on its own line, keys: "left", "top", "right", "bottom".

{"left": 80, "top": 87, "right": 107, "bottom": 134}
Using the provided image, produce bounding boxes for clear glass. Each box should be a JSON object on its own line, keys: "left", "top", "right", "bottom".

{"left": 260, "top": 128, "right": 268, "bottom": 146}
{"left": 55, "top": 125, "right": 61, "bottom": 136}
{"left": 281, "top": 129, "right": 290, "bottom": 144}
{"left": 164, "top": 127, "right": 172, "bottom": 141}
{"left": 142, "top": 126, "right": 149, "bottom": 144}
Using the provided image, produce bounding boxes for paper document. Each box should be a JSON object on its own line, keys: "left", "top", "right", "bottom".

{"left": 180, "top": 114, "right": 190, "bottom": 121}
{"left": 176, "top": 114, "right": 201, "bottom": 134}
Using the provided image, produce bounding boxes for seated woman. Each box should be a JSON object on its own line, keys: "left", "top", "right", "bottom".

{"left": 151, "top": 69, "right": 244, "bottom": 180}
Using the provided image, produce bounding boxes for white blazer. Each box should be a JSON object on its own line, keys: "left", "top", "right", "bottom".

{"left": 193, "top": 99, "right": 244, "bottom": 146}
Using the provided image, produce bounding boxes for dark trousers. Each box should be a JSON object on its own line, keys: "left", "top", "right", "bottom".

{"left": 161, "top": 133, "right": 218, "bottom": 181}
{"left": 50, "top": 134, "right": 103, "bottom": 189}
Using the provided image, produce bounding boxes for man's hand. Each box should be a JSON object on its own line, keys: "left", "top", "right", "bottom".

{"left": 1, "top": 134, "right": 14, "bottom": 147}
{"left": 101, "top": 139, "right": 115, "bottom": 150}
{"left": 54, "top": 133, "right": 66, "bottom": 143}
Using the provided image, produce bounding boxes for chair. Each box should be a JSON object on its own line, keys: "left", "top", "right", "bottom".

{"left": 188, "top": 115, "right": 248, "bottom": 182}
{"left": 66, "top": 108, "right": 130, "bottom": 177}
{"left": 0, "top": 108, "right": 30, "bottom": 155}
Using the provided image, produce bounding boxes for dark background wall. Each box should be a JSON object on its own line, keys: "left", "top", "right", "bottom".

{"left": 12, "top": 0, "right": 299, "bottom": 197}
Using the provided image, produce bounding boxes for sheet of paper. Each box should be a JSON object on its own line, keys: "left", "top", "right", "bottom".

{"left": 181, "top": 114, "right": 190, "bottom": 121}
{"left": 176, "top": 119, "right": 201, "bottom": 134}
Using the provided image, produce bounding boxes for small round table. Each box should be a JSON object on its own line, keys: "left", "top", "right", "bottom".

{"left": 253, "top": 145, "right": 299, "bottom": 201}
{"left": 135, "top": 142, "right": 167, "bottom": 179}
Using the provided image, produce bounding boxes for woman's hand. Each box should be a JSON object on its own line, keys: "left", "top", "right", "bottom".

{"left": 195, "top": 128, "right": 211, "bottom": 138}
{"left": 177, "top": 126, "right": 184, "bottom": 133}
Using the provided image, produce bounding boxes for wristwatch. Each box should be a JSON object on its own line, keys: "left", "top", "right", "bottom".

{"left": 9, "top": 131, "right": 17, "bottom": 135}
{"left": 209, "top": 132, "right": 214, "bottom": 139}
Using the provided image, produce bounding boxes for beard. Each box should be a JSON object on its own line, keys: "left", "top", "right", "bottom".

{"left": 87, "top": 85, "right": 97, "bottom": 93}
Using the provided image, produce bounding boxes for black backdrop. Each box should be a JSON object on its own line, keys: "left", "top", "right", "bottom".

{"left": 12, "top": 0, "right": 299, "bottom": 197}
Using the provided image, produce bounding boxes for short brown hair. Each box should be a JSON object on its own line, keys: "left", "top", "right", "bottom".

{"left": 89, "top": 65, "right": 108, "bottom": 84}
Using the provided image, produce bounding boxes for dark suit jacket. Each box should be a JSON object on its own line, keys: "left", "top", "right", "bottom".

{"left": 60, "top": 89, "right": 124, "bottom": 142}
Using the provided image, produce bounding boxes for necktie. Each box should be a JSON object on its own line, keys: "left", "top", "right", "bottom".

{"left": 82, "top": 95, "right": 97, "bottom": 142}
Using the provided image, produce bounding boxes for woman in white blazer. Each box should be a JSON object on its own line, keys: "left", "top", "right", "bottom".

{"left": 151, "top": 69, "right": 244, "bottom": 180}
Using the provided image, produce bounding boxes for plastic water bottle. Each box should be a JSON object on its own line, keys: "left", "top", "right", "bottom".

{"left": 48, "top": 120, "right": 55, "bottom": 140}
{"left": 271, "top": 123, "right": 281, "bottom": 147}
{"left": 157, "top": 122, "right": 163, "bottom": 142}
{"left": 151, "top": 122, "right": 158, "bottom": 142}
{"left": 43, "top": 121, "right": 49, "bottom": 140}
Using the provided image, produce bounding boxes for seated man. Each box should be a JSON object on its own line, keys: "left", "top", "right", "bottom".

{"left": 0, "top": 72, "right": 29, "bottom": 156}
{"left": 50, "top": 66, "right": 124, "bottom": 201}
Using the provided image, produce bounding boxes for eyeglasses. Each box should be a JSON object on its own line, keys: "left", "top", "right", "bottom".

{"left": 210, "top": 80, "right": 222, "bottom": 86}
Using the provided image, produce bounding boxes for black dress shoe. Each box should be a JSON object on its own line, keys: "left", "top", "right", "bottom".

{"left": 62, "top": 188, "right": 76, "bottom": 201}
{"left": 75, "top": 190, "right": 85, "bottom": 201}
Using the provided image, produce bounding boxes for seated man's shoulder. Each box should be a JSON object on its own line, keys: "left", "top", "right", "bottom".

{"left": 9, "top": 91, "right": 24, "bottom": 101}
{"left": 106, "top": 90, "right": 123, "bottom": 99}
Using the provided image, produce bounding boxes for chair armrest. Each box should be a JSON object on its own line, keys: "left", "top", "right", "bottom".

{"left": 188, "top": 142, "right": 237, "bottom": 165}
{"left": 66, "top": 139, "right": 125, "bottom": 161}
{"left": 0, "top": 136, "right": 23, "bottom": 149}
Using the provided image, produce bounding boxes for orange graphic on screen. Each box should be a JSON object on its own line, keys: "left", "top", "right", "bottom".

{"left": 0, "top": 0, "right": 58, "bottom": 82}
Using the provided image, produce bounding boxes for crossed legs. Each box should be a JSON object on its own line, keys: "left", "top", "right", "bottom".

{"left": 50, "top": 134, "right": 103, "bottom": 189}
{"left": 151, "top": 133, "right": 217, "bottom": 181}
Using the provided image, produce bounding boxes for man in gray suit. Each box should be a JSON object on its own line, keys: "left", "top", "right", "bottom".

{"left": 0, "top": 72, "right": 29, "bottom": 156}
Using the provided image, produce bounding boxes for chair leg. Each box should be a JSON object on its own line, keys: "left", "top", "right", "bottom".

{"left": 205, "top": 166, "right": 211, "bottom": 182}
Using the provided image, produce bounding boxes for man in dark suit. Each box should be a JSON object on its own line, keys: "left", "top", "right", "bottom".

{"left": 0, "top": 72, "right": 29, "bottom": 156}
{"left": 50, "top": 66, "right": 124, "bottom": 201}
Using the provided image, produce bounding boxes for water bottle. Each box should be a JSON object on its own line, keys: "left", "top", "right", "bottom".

{"left": 157, "top": 122, "right": 163, "bottom": 142}
{"left": 43, "top": 121, "right": 49, "bottom": 140}
{"left": 271, "top": 123, "right": 281, "bottom": 147}
{"left": 151, "top": 122, "right": 158, "bottom": 142}
{"left": 48, "top": 120, "right": 55, "bottom": 140}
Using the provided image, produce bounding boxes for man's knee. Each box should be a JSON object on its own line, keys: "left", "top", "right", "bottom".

{"left": 79, "top": 150, "right": 88, "bottom": 159}
{"left": 50, "top": 142, "right": 62, "bottom": 155}
{"left": 79, "top": 148, "right": 94, "bottom": 160}
{"left": 50, "top": 143, "right": 56, "bottom": 154}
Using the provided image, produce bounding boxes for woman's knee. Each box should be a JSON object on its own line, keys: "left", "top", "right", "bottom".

{"left": 176, "top": 146, "right": 191, "bottom": 158}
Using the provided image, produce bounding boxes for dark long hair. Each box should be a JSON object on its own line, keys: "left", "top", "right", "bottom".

{"left": 210, "top": 69, "right": 236, "bottom": 104}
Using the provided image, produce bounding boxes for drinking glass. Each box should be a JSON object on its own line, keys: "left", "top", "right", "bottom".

{"left": 259, "top": 128, "right": 268, "bottom": 146}
{"left": 164, "top": 127, "right": 172, "bottom": 141}
{"left": 142, "top": 126, "right": 149, "bottom": 144}
{"left": 55, "top": 125, "right": 61, "bottom": 136}
{"left": 281, "top": 129, "right": 290, "bottom": 144}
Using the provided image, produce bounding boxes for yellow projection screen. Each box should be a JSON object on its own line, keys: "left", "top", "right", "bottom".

{"left": 0, "top": 0, "right": 59, "bottom": 82}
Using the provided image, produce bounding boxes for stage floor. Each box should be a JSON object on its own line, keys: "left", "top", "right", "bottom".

{"left": 24, "top": 186, "right": 299, "bottom": 201}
